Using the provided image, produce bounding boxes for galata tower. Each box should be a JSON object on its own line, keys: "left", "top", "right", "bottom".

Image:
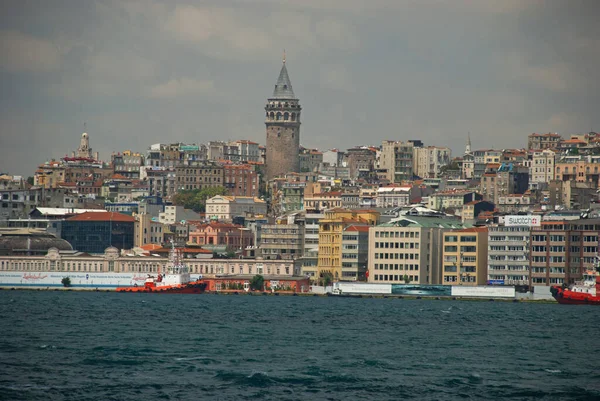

{"left": 265, "top": 54, "right": 301, "bottom": 181}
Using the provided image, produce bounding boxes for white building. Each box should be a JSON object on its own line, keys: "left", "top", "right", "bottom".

{"left": 376, "top": 186, "right": 412, "bottom": 208}
{"left": 487, "top": 225, "right": 530, "bottom": 286}
{"left": 304, "top": 211, "right": 323, "bottom": 253}
{"left": 205, "top": 195, "right": 267, "bottom": 221}
{"left": 413, "top": 146, "right": 452, "bottom": 179}
{"left": 158, "top": 205, "right": 202, "bottom": 225}
{"left": 528, "top": 149, "right": 556, "bottom": 190}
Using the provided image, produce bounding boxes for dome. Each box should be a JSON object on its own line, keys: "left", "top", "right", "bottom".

{"left": 0, "top": 229, "right": 73, "bottom": 256}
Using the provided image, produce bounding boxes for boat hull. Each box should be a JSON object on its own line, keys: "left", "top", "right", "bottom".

{"left": 550, "top": 286, "right": 600, "bottom": 305}
{"left": 116, "top": 281, "right": 207, "bottom": 294}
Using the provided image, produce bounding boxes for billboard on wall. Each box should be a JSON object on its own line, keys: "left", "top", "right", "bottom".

{"left": 333, "top": 282, "right": 392, "bottom": 294}
{"left": 504, "top": 215, "right": 541, "bottom": 227}
{"left": 392, "top": 285, "right": 451, "bottom": 297}
{"left": 452, "top": 286, "right": 516, "bottom": 298}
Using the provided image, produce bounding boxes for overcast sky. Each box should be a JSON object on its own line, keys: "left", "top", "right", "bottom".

{"left": 1, "top": 0, "right": 599, "bottom": 176}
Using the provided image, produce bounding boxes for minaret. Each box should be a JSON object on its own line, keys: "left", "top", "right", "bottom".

{"left": 265, "top": 53, "right": 301, "bottom": 181}
{"left": 465, "top": 132, "right": 472, "bottom": 154}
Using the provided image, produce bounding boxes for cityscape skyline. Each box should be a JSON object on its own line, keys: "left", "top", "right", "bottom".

{"left": 1, "top": 1, "right": 599, "bottom": 176}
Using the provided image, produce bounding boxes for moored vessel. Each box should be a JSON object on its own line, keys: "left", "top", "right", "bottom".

{"left": 116, "top": 242, "right": 206, "bottom": 294}
{"left": 550, "top": 270, "right": 600, "bottom": 305}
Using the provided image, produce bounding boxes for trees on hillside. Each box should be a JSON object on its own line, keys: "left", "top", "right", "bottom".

{"left": 172, "top": 186, "right": 227, "bottom": 212}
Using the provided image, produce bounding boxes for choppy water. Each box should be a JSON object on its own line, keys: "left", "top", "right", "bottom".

{"left": 0, "top": 291, "right": 599, "bottom": 401}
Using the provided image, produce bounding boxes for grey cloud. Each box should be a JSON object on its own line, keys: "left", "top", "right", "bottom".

{"left": 0, "top": 0, "right": 599, "bottom": 177}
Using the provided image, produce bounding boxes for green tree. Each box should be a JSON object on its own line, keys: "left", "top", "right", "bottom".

{"left": 61, "top": 277, "right": 71, "bottom": 287}
{"left": 172, "top": 186, "right": 228, "bottom": 212}
{"left": 249, "top": 275, "right": 264, "bottom": 291}
{"left": 321, "top": 272, "right": 333, "bottom": 287}
{"left": 403, "top": 274, "right": 411, "bottom": 284}
{"left": 26, "top": 176, "right": 34, "bottom": 186}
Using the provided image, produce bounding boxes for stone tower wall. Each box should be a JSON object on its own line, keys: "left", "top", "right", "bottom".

{"left": 266, "top": 123, "right": 300, "bottom": 180}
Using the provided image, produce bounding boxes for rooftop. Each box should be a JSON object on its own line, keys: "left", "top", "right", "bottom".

{"left": 271, "top": 60, "right": 296, "bottom": 99}
{"left": 379, "top": 216, "right": 467, "bottom": 229}
{"left": 67, "top": 211, "right": 135, "bottom": 223}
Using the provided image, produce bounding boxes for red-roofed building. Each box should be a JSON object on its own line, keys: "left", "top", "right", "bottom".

{"left": 188, "top": 222, "right": 254, "bottom": 251}
{"left": 62, "top": 212, "right": 135, "bottom": 253}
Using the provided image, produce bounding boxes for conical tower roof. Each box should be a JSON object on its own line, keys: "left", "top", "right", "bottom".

{"left": 272, "top": 60, "right": 296, "bottom": 99}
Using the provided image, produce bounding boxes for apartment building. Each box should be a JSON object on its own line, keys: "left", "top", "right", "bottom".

{"left": 368, "top": 216, "right": 467, "bottom": 285}
{"left": 428, "top": 190, "right": 482, "bottom": 212}
{"left": 303, "top": 191, "right": 342, "bottom": 212}
{"left": 487, "top": 225, "right": 531, "bottom": 286}
{"left": 205, "top": 195, "right": 267, "bottom": 221}
{"left": 529, "top": 219, "right": 600, "bottom": 286}
{"left": 376, "top": 185, "right": 412, "bottom": 208}
{"left": 527, "top": 133, "right": 561, "bottom": 150}
{"left": 317, "top": 209, "right": 379, "bottom": 281}
{"left": 413, "top": 146, "right": 452, "bottom": 179}
{"left": 480, "top": 163, "right": 529, "bottom": 205}
{"left": 304, "top": 211, "right": 323, "bottom": 253}
{"left": 223, "top": 164, "right": 259, "bottom": 197}
{"left": 175, "top": 161, "right": 224, "bottom": 192}
{"left": 260, "top": 222, "right": 304, "bottom": 260}
{"left": 442, "top": 227, "right": 488, "bottom": 285}
{"left": 528, "top": 149, "right": 556, "bottom": 190}
{"left": 340, "top": 225, "right": 370, "bottom": 281}
{"left": 554, "top": 155, "right": 600, "bottom": 186}
{"left": 380, "top": 140, "right": 414, "bottom": 183}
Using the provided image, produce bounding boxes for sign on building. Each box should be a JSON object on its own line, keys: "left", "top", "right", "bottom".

{"left": 504, "top": 215, "right": 541, "bottom": 227}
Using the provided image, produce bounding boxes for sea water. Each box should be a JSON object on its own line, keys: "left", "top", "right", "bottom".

{"left": 0, "top": 291, "right": 598, "bottom": 400}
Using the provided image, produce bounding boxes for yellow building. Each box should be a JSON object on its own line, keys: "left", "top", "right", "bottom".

{"left": 317, "top": 208, "right": 379, "bottom": 282}
{"left": 442, "top": 227, "right": 488, "bottom": 285}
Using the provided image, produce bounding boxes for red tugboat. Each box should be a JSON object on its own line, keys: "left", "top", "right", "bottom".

{"left": 116, "top": 242, "right": 206, "bottom": 294}
{"left": 550, "top": 270, "right": 600, "bottom": 305}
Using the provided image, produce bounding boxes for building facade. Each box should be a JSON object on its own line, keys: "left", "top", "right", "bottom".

{"left": 223, "top": 164, "right": 259, "bottom": 197}
{"left": 318, "top": 209, "right": 379, "bottom": 281}
{"left": 205, "top": 195, "right": 267, "bottom": 221}
{"left": 379, "top": 140, "right": 414, "bottom": 183}
{"left": 175, "top": 161, "right": 224, "bottom": 192}
{"left": 529, "top": 219, "right": 599, "bottom": 286}
{"left": 259, "top": 223, "right": 304, "bottom": 260}
{"left": 61, "top": 212, "right": 135, "bottom": 253}
{"left": 442, "top": 227, "right": 488, "bottom": 285}
{"left": 368, "top": 216, "right": 467, "bottom": 285}
{"left": 487, "top": 225, "right": 530, "bottom": 286}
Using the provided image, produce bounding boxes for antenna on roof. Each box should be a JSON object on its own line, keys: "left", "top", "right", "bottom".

{"left": 282, "top": 49, "right": 286, "bottom": 64}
